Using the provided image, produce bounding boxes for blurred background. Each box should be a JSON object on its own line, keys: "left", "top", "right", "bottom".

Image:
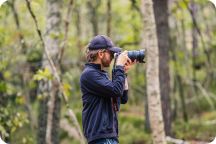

{"left": 0, "top": 0, "right": 216, "bottom": 143}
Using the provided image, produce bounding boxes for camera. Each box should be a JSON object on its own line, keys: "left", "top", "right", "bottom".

{"left": 127, "top": 49, "right": 145, "bottom": 63}
{"left": 115, "top": 49, "right": 146, "bottom": 63}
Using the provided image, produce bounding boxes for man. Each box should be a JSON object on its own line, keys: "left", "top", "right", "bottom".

{"left": 80, "top": 35, "right": 135, "bottom": 144}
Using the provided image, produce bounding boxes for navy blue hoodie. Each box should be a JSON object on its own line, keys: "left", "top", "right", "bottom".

{"left": 80, "top": 63, "right": 128, "bottom": 143}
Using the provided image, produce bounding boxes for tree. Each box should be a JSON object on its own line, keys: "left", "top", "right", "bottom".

{"left": 153, "top": 0, "right": 171, "bottom": 136}
{"left": 87, "top": 0, "right": 101, "bottom": 35}
{"left": 141, "top": 0, "right": 166, "bottom": 143}
{"left": 107, "top": 0, "right": 111, "bottom": 37}
{"left": 37, "top": 0, "right": 62, "bottom": 143}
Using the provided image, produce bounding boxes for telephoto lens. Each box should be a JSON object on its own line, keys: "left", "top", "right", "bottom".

{"left": 127, "top": 49, "right": 145, "bottom": 63}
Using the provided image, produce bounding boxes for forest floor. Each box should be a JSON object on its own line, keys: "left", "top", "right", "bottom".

{"left": 118, "top": 104, "right": 216, "bottom": 144}
{"left": 10, "top": 104, "right": 216, "bottom": 144}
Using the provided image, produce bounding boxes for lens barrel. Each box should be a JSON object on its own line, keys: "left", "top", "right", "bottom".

{"left": 127, "top": 49, "right": 145, "bottom": 63}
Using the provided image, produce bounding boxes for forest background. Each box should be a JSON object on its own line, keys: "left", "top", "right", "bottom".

{"left": 0, "top": 0, "right": 216, "bottom": 144}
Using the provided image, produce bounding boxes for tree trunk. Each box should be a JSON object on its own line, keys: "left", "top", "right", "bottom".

{"left": 153, "top": 0, "right": 171, "bottom": 136}
{"left": 176, "top": 75, "right": 188, "bottom": 122}
{"left": 74, "top": 5, "right": 83, "bottom": 62}
{"left": 169, "top": 27, "right": 178, "bottom": 121}
{"left": 37, "top": 0, "right": 62, "bottom": 144}
{"left": 87, "top": 0, "right": 101, "bottom": 35}
{"left": 144, "top": 93, "right": 151, "bottom": 132}
{"left": 191, "top": 0, "right": 198, "bottom": 84}
{"left": 106, "top": 0, "right": 111, "bottom": 37}
{"left": 170, "top": 17, "right": 189, "bottom": 122}
{"left": 141, "top": 0, "right": 166, "bottom": 143}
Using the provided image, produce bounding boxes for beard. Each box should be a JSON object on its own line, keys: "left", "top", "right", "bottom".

{"left": 101, "top": 56, "right": 111, "bottom": 67}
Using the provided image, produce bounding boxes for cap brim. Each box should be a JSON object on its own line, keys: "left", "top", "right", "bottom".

{"left": 108, "top": 47, "right": 122, "bottom": 53}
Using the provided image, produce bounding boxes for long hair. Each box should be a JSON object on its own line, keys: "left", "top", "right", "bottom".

{"left": 86, "top": 49, "right": 101, "bottom": 62}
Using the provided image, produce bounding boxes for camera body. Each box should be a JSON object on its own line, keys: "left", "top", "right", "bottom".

{"left": 115, "top": 49, "right": 146, "bottom": 63}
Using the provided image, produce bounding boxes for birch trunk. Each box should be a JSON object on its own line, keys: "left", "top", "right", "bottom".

{"left": 37, "top": 0, "right": 62, "bottom": 144}
{"left": 141, "top": 0, "right": 166, "bottom": 143}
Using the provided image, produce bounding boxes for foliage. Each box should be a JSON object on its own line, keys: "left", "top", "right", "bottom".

{"left": 119, "top": 113, "right": 151, "bottom": 144}
{"left": 33, "top": 68, "right": 53, "bottom": 81}
{"left": 0, "top": 103, "right": 29, "bottom": 140}
{"left": 0, "top": 0, "right": 216, "bottom": 143}
{"left": 173, "top": 111, "right": 216, "bottom": 141}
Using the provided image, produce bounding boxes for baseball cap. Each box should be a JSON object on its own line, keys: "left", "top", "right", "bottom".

{"left": 88, "top": 35, "right": 121, "bottom": 53}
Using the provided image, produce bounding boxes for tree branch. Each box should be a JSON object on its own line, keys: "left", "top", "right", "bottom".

{"left": 25, "top": 1, "right": 85, "bottom": 143}
{"left": 182, "top": 0, "right": 211, "bottom": 68}
{"left": 58, "top": 0, "right": 74, "bottom": 63}
{"left": 9, "top": 0, "right": 37, "bottom": 130}
{"left": 9, "top": 0, "right": 27, "bottom": 53}
{"left": 60, "top": 119, "right": 80, "bottom": 140}
{"left": 25, "top": 0, "right": 63, "bottom": 102}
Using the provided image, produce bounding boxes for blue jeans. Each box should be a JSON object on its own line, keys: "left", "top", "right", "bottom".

{"left": 90, "top": 138, "right": 118, "bottom": 144}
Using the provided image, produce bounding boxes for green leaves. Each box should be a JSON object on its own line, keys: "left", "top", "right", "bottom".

{"left": 62, "top": 82, "right": 71, "bottom": 99}
{"left": 0, "top": 124, "right": 8, "bottom": 138}
{"left": 0, "top": 107, "right": 28, "bottom": 139}
{"left": 33, "top": 67, "right": 53, "bottom": 81}
{"left": 0, "top": 81, "right": 6, "bottom": 92}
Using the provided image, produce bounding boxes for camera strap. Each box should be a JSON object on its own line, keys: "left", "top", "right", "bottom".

{"left": 111, "top": 54, "right": 120, "bottom": 112}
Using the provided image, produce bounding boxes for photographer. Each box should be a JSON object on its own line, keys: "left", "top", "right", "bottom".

{"left": 80, "top": 35, "right": 135, "bottom": 144}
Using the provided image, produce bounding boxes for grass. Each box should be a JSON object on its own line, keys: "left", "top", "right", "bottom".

{"left": 118, "top": 106, "right": 152, "bottom": 144}
{"left": 8, "top": 104, "right": 216, "bottom": 144}
{"left": 173, "top": 111, "right": 216, "bottom": 142}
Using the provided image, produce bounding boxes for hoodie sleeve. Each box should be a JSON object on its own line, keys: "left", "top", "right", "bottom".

{"left": 80, "top": 66, "right": 125, "bottom": 98}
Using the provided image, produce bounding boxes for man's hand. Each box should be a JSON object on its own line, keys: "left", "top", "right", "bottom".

{"left": 124, "top": 59, "right": 137, "bottom": 73}
{"left": 116, "top": 51, "right": 130, "bottom": 66}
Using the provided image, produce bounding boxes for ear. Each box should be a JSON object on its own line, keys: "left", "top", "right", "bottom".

{"left": 98, "top": 51, "right": 104, "bottom": 59}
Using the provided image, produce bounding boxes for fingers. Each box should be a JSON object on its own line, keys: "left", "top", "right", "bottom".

{"left": 125, "top": 58, "right": 136, "bottom": 66}
{"left": 116, "top": 50, "right": 139, "bottom": 67}
{"left": 132, "top": 59, "right": 138, "bottom": 64}
{"left": 122, "top": 50, "right": 128, "bottom": 55}
{"left": 124, "top": 59, "right": 138, "bottom": 73}
{"left": 127, "top": 57, "right": 132, "bottom": 64}
{"left": 116, "top": 51, "right": 129, "bottom": 66}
